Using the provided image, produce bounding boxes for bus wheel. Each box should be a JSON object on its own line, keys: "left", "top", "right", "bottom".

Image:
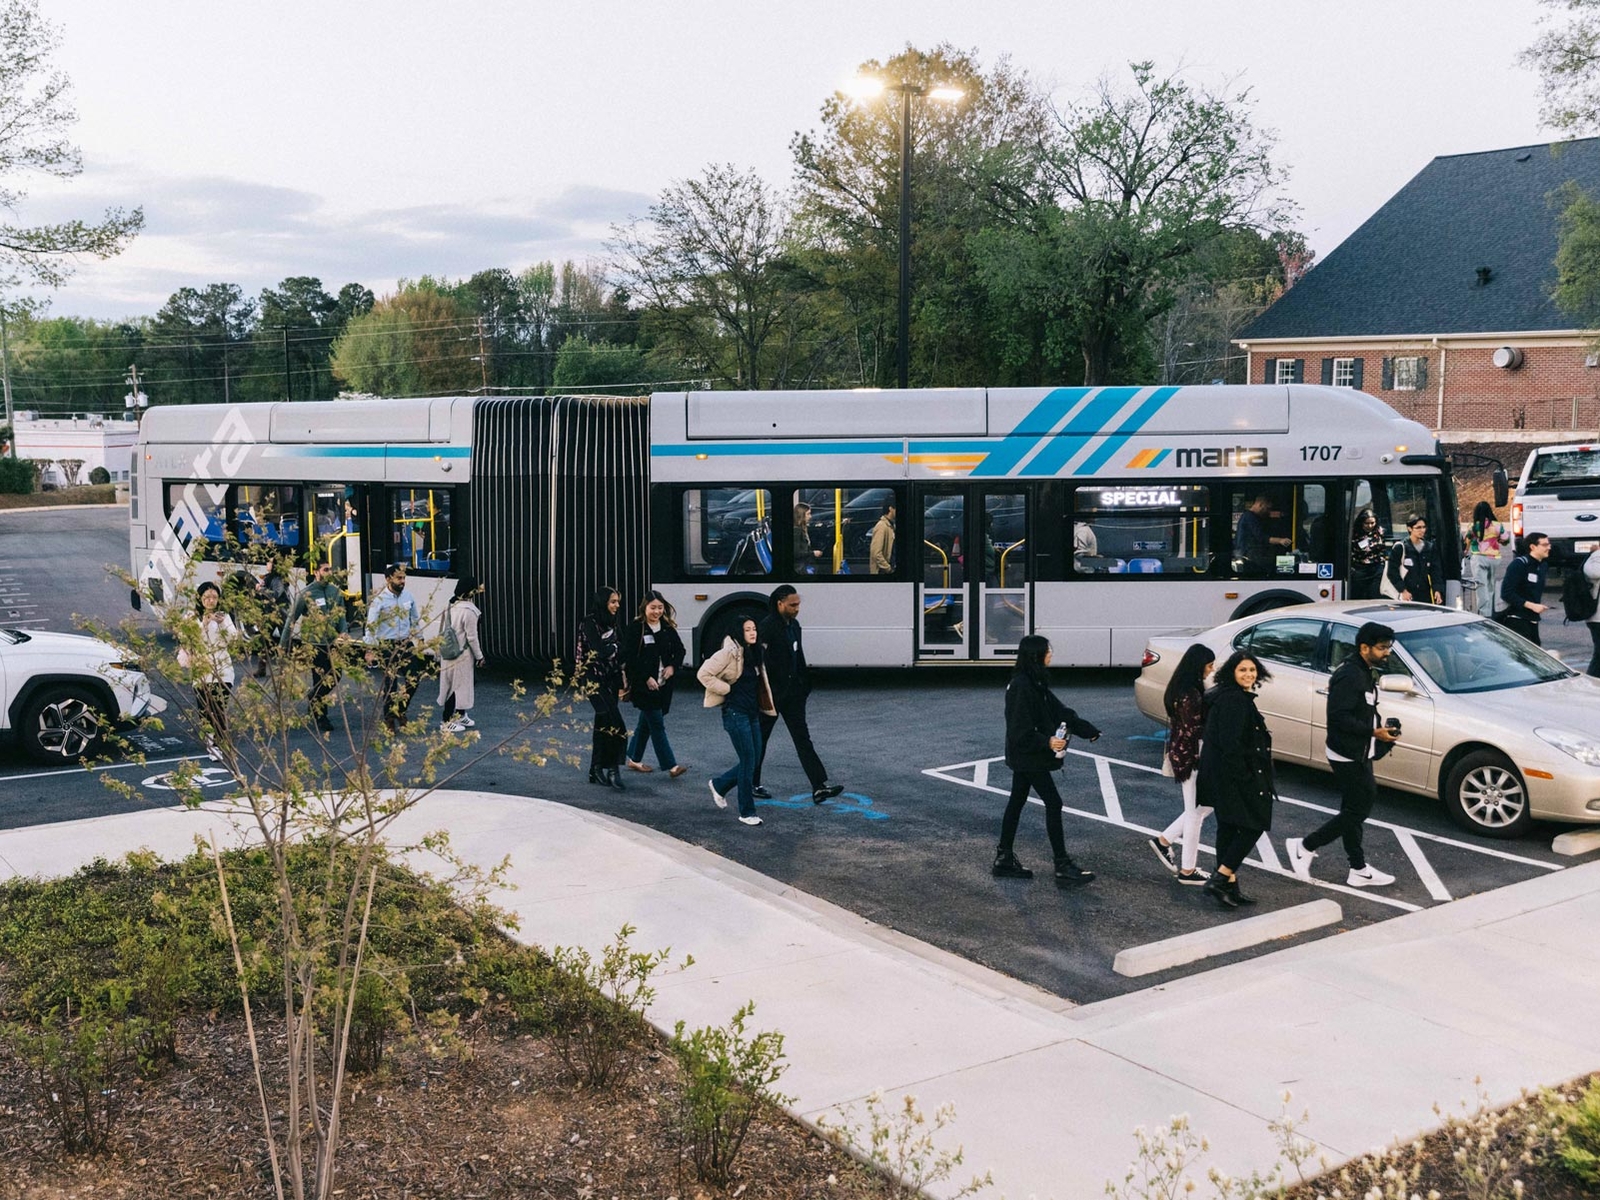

{"left": 1230, "top": 592, "right": 1313, "bottom": 621}
{"left": 1444, "top": 750, "right": 1531, "bottom": 839}
{"left": 703, "top": 603, "right": 766, "bottom": 661}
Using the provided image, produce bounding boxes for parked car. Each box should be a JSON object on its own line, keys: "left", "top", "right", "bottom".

{"left": 1513, "top": 442, "right": 1600, "bottom": 564}
{"left": 1134, "top": 601, "right": 1600, "bottom": 839}
{"left": 1, "top": 627, "right": 167, "bottom": 762}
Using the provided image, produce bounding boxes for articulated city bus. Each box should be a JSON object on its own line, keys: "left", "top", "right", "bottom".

{"left": 131, "top": 384, "right": 1465, "bottom": 667}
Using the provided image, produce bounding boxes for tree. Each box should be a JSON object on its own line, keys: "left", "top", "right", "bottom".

{"left": 0, "top": 0, "right": 142, "bottom": 287}
{"left": 550, "top": 334, "right": 671, "bottom": 393}
{"left": 995, "top": 62, "right": 1293, "bottom": 385}
{"left": 146, "top": 283, "right": 257, "bottom": 405}
{"left": 328, "top": 283, "right": 475, "bottom": 397}
{"left": 611, "top": 164, "right": 807, "bottom": 388}
{"left": 10, "top": 314, "right": 143, "bottom": 413}
{"left": 1522, "top": 0, "right": 1600, "bottom": 133}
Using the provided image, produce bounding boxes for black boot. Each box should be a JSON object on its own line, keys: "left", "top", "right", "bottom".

{"left": 991, "top": 847, "right": 1033, "bottom": 879}
{"left": 1203, "top": 873, "right": 1240, "bottom": 909}
{"left": 1054, "top": 854, "right": 1094, "bottom": 887}
{"left": 588, "top": 766, "right": 606, "bottom": 786}
{"left": 605, "top": 768, "right": 626, "bottom": 793}
{"left": 1226, "top": 877, "right": 1258, "bottom": 906}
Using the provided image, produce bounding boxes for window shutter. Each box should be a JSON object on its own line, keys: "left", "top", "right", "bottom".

{"left": 1381, "top": 357, "right": 1393, "bottom": 390}
{"left": 1292, "top": 358, "right": 1305, "bottom": 383}
{"left": 1262, "top": 357, "right": 1277, "bottom": 383}
{"left": 1320, "top": 357, "right": 1334, "bottom": 386}
{"left": 1416, "top": 358, "right": 1429, "bottom": 389}
{"left": 1351, "top": 358, "right": 1364, "bottom": 390}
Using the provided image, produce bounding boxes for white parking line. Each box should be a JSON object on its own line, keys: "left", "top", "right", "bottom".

{"left": 1095, "top": 758, "right": 1123, "bottom": 824}
{"left": 0, "top": 754, "right": 205, "bottom": 786}
{"left": 1394, "top": 829, "right": 1453, "bottom": 901}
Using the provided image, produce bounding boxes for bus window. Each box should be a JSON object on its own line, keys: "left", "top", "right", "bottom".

{"left": 235, "top": 484, "right": 302, "bottom": 555}
{"left": 795, "top": 486, "right": 898, "bottom": 576}
{"left": 682, "top": 488, "right": 772, "bottom": 576}
{"left": 1226, "top": 483, "right": 1329, "bottom": 579}
{"left": 1071, "top": 485, "right": 1210, "bottom": 576}
{"left": 166, "top": 481, "right": 227, "bottom": 551}
{"left": 391, "top": 488, "right": 453, "bottom": 574}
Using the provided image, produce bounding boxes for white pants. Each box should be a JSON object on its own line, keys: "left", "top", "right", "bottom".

{"left": 1161, "top": 774, "right": 1214, "bottom": 872}
{"left": 1472, "top": 555, "right": 1499, "bottom": 617}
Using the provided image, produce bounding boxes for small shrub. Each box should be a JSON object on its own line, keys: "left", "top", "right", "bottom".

{"left": 0, "top": 456, "right": 36, "bottom": 494}
{"left": 1550, "top": 1077, "right": 1600, "bottom": 1184}
{"left": 818, "top": 1090, "right": 991, "bottom": 1200}
{"left": 671, "top": 1001, "right": 791, "bottom": 1185}
{"left": 345, "top": 970, "right": 403, "bottom": 1074}
{"left": 4, "top": 1000, "right": 139, "bottom": 1154}
{"left": 541, "top": 923, "right": 681, "bottom": 1088}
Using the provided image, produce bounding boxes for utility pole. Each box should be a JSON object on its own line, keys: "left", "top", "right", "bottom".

{"left": 283, "top": 327, "right": 293, "bottom": 402}
{"left": 124, "top": 364, "right": 148, "bottom": 421}
{"left": 475, "top": 316, "right": 489, "bottom": 395}
{"left": 0, "top": 302, "right": 14, "bottom": 458}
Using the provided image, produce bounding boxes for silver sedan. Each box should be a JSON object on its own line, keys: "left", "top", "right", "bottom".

{"left": 1133, "top": 601, "right": 1600, "bottom": 839}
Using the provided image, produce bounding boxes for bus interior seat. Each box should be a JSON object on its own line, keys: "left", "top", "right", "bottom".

{"left": 1127, "top": 557, "right": 1163, "bottom": 573}
{"left": 1104, "top": 559, "right": 1130, "bottom": 573}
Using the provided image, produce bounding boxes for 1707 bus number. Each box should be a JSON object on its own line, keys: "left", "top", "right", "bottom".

{"left": 1300, "top": 445, "right": 1342, "bottom": 461}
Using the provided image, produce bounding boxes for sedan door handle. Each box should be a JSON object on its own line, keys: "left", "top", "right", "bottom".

{"left": 1314, "top": 688, "right": 1329, "bottom": 696}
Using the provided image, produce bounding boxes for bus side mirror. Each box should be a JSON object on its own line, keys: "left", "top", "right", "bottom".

{"left": 1493, "top": 468, "right": 1509, "bottom": 508}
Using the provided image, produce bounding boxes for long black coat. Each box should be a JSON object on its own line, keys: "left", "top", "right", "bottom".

{"left": 621, "top": 620, "right": 686, "bottom": 713}
{"left": 1196, "top": 683, "right": 1276, "bottom": 830}
{"left": 758, "top": 613, "right": 809, "bottom": 710}
{"left": 1003, "top": 674, "right": 1100, "bottom": 773}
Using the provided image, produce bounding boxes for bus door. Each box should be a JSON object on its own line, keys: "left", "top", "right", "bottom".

{"left": 915, "top": 487, "right": 1030, "bottom": 661}
{"left": 308, "top": 483, "right": 366, "bottom": 603}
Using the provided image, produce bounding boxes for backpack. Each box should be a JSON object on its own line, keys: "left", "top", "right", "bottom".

{"left": 440, "top": 611, "right": 465, "bottom": 660}
{"left": 1562, "top": 567, "right": 1600, "bottom": 624}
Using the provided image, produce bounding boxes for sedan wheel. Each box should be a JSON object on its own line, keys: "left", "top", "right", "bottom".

{"left": 21, "top": 685, "right": 107, "bottom": 763}
{"left": 1444, "top": 749, "right": 1531, "bottom": 839}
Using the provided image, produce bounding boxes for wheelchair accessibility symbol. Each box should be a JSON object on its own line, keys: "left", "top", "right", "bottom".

{"left": 1316, "top": 562, "right": 1335, "bottom": 580}
{"left": 142, "top": 766, "right": 235, "bottom": 790}
{"left": 755, "top": 791, "right": 888, "bottom": 820}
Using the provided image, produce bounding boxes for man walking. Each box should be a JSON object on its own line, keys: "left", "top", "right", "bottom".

{"left": 752, "top": 585, "right": 844, "bottom": 805}
{"left": 1499, "top": 532, "right": 1552, "bottom": 645}
{"left": 1385, "top": 515, "right": 1443, "bottom": 604}
{"left": 364, "top": 562, "right": 424, "bottom": 732}
{"left": 869, "top": 501, "right": 896, "bottom": 575}
{"left": 281, "top": 559, "right": 348, "bottom": 733}
{"left": 1286, "top": 621, "right": 1402, "bottom": 888}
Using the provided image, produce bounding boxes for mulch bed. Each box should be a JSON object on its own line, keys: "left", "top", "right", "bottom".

{"left": 0, "top": 1012, "right": 898, "bottom": 1200}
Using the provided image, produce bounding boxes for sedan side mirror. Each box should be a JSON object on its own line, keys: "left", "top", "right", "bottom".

{"left": 1378, "top": 674, "right": 1416, "bottom": 695}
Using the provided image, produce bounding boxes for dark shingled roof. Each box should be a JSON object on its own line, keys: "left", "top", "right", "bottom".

{"left": 1239, "top": 138, "right": 1600, "bottom": 340}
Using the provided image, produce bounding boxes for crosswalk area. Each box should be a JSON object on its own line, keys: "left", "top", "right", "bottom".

{"left": 924, "top": 746, "right": 1569, "bottom": 913}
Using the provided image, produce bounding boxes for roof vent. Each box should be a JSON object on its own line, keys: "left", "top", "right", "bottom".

{"left": 1476, "top": 266, "right": 1493, "bottom": 286}
{"left": 1492, "top": 346, "right": 1525, "bottom": 370}
{"left": 1515, "top": 151, "right": 1533, "bottom": 162}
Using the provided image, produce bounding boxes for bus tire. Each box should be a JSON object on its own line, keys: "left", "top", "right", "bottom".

{"left": 1229, "top": 591, "right": 1313, "bottom": 621}
{"left": 701, "top": 601, "right": 767, "bottom": 662}
{"left": 1443, "top": 749, "right": 1531, "bottom": 839}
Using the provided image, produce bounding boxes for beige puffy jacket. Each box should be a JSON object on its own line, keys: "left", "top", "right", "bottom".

{"left": 697, "top": 636, "right": 777, "bottom": 714}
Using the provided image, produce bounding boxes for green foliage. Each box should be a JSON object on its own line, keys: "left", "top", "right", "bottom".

{"left": 670, "top": 1001, "right": 790, "bottom": 1185}
{"left": 540, "top": 923, "right": 680, "bottom": 1088}
{"left": 1551, "top": 1077, "right": 1600, "bottom": 1184}
{"left": 818, "top": 1090, "right": 992, "bottom": 1200}
{"left": 1522, "top": 0, "right": 1600, "bottom": 134}
{"left": 88, "top": 464, "right": 110, "bottom": 484}
{"left": 551, "top": 334, "right": 669, "bottom": 392}
{"left": 329, "top": 283, "right": 476, "bottom": 396}
{"left": 0, "top": 453, "right": 36, "bottom": 493}
{"left": 3, "top": 1000, "right": 138, "bottom": 1153}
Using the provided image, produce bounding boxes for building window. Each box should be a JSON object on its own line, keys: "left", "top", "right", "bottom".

{"left": 1274, "top": 359, "right": 1301, "bottom": 384}
{"left": 1392, "top": 356, "right": 1423, "bottom": 391}
{"left": 1332, "top": 358, "right": 1355, "bottom": 388}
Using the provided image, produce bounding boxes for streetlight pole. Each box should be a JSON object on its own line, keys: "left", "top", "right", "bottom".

{"left": 0, "top": 302, "right": 14, "bottom": 458}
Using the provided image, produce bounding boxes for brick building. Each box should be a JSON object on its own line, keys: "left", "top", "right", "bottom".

{"left": 1236, "top": 139, "right": 1600, "bottom": 434}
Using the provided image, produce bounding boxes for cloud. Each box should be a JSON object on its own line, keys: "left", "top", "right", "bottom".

{"left": 537, "top": 184, "right": 655, "bottom": 226}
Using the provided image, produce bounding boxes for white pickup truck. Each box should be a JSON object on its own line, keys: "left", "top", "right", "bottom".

{"left": 1512, "top": 442, "right": 1600, "bottom": 563}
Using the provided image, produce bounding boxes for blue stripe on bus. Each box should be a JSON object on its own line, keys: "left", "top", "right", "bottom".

{"left": 259, "top": 446, "right": 472, "bottom": 458}
{"left": 969, "top": 387, "right": 1095, "bottom": 477}
{"left": 1073, "top": 387, "right": 1180, "bottom": 475}
{"left": 1149, "top": 448, "right": 1171, "bottom": 468}
{"left": 1024, "top": 387, "right": 1144, "bottom": 476}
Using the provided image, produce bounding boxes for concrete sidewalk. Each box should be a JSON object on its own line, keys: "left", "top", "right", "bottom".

{"left": 3, "top": 791, "right": 1598, "bottom": 1198}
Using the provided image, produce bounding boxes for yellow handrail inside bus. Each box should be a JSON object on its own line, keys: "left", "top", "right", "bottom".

{"left": 755, "top": 490, "right": 766, "bottom": 522}
{"left": 833, "top": 489, "right": 844, "bottom": 573}
{"left": 923, "top": 539, "right": 950, "bottom": 588}
{"left": 323, "top": 531, "right": 362, "bottom": 598}
{"left": 997, "top": 538, "right": 1026, "bottom": 586}
{"left": 395, "top": 488, "right": 441, "bottom": 569}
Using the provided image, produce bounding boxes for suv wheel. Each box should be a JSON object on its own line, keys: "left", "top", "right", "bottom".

{"left": 1443, "top": 749, "right": 1531, "bottom": 839}
{"left": 20, "top": 684, "right": 108, "bottom": 763}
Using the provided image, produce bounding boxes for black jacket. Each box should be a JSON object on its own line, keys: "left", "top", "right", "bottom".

{"left": 1325, "top": 657, "right": 1394, "bottom": 763}
{"left": 1499, "top": 554, "right": 1548, "bottom": 615}
{"left": 759, "top": 613, "right": 809, "bottom": 710}
{"left": 621, "top": 620, "right": 686, "bottom": 713}
{"left": 576, "top": 616, "right": 624, "bottom": 693}
{"left": 1003, "top": 674, "right": 1100, "bottom": 773}
{"left": 1386, "top": 538, "right": 1442, "bottom": 600}
{"left": 1196, "top": 683, "right": 1276, "bottom": 830}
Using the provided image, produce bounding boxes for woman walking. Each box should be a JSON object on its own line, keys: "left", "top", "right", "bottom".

{"left": 438, "top": 576, "right": 484, "bottom": 733}
{"left": 1146, "top": 644, "right": 1215, "bottom": 885}
{"left": 576, "top": 587, "right": 628, "bottom": 791}
{"left": 1347, "top": 509, "right": 1387, "bottom": 600}
{"left": 697, "top": 617, "right": 776, "bottom": 826}
{"left": 991, "top": 635, "right": 1100, "bottom": 887}
{"left": 622, "top": 590, "right": 689, "bottom": 777}
{"left": 1196, "top": 650, "right": 1277, "bottom": 909}
{"left": 1466, "top": 501, "right": 1509, "bottom": 618}
{"left": 177, "top": 581, "right": 239, "bottom": 763}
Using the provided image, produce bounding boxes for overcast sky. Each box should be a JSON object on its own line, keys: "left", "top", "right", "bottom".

{"left": 14, "top": 0, "right": 1561, "bottom": 320}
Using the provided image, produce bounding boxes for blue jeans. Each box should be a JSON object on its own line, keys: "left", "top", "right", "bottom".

{"left": 713, "top": 707, "right": 764, "bottom": 817}
{"left": 627, "top": 708, "right": 677, "bottom": 770}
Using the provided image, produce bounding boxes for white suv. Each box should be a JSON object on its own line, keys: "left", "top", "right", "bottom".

{"left": 0, "top": 627, "right": 167, "bottom": 763}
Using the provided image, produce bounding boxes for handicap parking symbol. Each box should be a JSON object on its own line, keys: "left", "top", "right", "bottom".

{"left": 756, "top": 791, "right": 888, "bottom": 820}
{"left": 1316, "top": 562, "right": 1335, "bottom": 580}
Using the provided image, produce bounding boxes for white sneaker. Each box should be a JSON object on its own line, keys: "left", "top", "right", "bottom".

{"left": 1285, "top": 837, "right": 1316, "bottom": 880}
{"left": 738, "top": 815, "right": 763, "bottom": 826}
{"left": 709, "top": 780, "right": 727, "bottom": 809}
{"left": 205, "top": 740, "right": 222, "bottom": 764}
{"left": 456, "top": 715, "right": 475, "bottom": 728}
{"left": 440, "top": 721, "right": 466, "bottom": 734}
{"left": 1347, "top": 864, "right": 1396, "bottom": 888}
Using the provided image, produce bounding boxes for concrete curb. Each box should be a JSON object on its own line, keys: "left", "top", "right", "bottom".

{"left": 1112, "top": 898, "right": 1343, "bottom": 976}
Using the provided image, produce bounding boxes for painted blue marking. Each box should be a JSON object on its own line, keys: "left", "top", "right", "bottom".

{"left": 1026, "top": 387, "right": 1144, "bottom": 476}
{"left": 970, "top": 387, "right": 1096, "bottom": 477}
{"left": 1149, "top": 448, "right": 1172, "bottom": 468}
{"left": 1073, "top": 387, "right": 1180, "bottom": 475}
{"left": 1128, "top": 731, "right": 1169, "bottom": 743}
{"left": 754, "top": 791, "right": 888, "bottom": 820}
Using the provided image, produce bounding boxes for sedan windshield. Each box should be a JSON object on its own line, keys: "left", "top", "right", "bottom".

{"left": 1397, "top": 621, "right": 1573, "bottom": 693}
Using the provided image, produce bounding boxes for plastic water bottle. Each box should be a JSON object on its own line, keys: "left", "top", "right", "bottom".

{"left": 1054, "top": 722, "right": 1068, "bottom": 760}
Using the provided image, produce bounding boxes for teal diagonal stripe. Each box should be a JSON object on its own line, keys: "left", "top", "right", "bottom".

{"left": 1025, "top": 387, "right": 1144, "bottom": 476}
{"left": 1075, "top": 387, "right": 1181, "bottom": 475}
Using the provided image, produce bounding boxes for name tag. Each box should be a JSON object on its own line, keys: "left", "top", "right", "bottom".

{"left": 1365, "top": 690, "right": 1376, "bottom": 704}
{"left": 315, "top": 598, "right": 327, "bottom": 608}
{"left": 1402, "top": 558, "right": 1414, "bottom": 568}
{"left": 643, "top": 634, "right": 655, "bottom": 644}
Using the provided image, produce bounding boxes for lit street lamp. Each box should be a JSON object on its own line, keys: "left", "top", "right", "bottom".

{"left": 849, "top": 76, "right": 963, "bottom": 389}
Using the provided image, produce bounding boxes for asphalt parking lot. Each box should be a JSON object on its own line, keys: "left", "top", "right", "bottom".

{"left": 3, "top": 507, "right": 1597, "bottom": 1004}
